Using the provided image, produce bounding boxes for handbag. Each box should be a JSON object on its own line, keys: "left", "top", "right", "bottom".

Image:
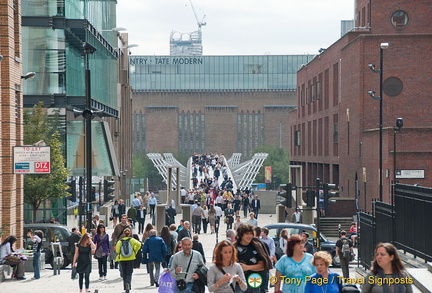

{"left": 71, "top": 266, "right": 78, "bottom": 280}
{"left": 176, "top": 252, "right": 194, "bottom": 291}
{"left": 4, "top": 254, "right": 21, "bottom": 265}
{"left": 94, "top": 245, "right": 105, "bottom": 259}
{"left": 109, "top": 215, "right": 113, "bottom": 221}
{"left": 94, "top": 234, "right": 107, "bottom": 259}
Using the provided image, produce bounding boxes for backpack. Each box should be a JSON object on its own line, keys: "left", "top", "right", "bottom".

{"left": 120, "top": 237, "right": 133, "bottom": 258}
{"left": 341, "top": 238, "right": 350, "bottom": 258}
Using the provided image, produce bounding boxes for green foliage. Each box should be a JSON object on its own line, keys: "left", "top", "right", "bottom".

{"left": 253, "top": 145, "right": 290, "bottom": 188}
{"left": 23, "top": 103, "right": 69, "bottom": 222}
{"left": 133, "top": 152, "right": 164, "bottom": 190}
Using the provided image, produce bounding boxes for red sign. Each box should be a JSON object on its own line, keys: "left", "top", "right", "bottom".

{"left": 35, "top": 162, "right": 50, "bottom": 173}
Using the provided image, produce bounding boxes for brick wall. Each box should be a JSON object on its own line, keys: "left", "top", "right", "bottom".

{"left": 0, "top": 0, "right": 24, "bottom": 246}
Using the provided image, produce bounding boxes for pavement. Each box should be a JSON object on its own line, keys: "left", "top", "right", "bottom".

{"left": 2, "top": 214, "right": 358, "bottom": 293}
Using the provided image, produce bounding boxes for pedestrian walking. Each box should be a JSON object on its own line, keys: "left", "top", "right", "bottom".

{"left": 361, "top": 242, "right": 413, "bottom": 293}
{"left": 169, "top": 237, "right": 205, "bottom": 293}
{"left": 72, "top": 233, "right": 96, "bottom": 293}
{"left": 115, "top": 227, "right": 142, "bottom": 293}
{"left": 304, "top": 251, "right": 342, "bottom": 293}
{"left": 160, "top": 226, "right": 176, "bottom": 268}
{"left": 207, "top": 240, "right": 247, "bottom": 293}
{"left": 234, "top": 224, "right": 272, "bottom": 293}
{"left": 335, "top": 230, "right": 353, "bottom": 279}
{"left": 142, "top": 229, "right": 167, "bottom": 287}
{"left": 273, "top": 234, "right": 315, "bottom": 293}
{"left": 93, "top": 224, "right": 110, "bottom": 280}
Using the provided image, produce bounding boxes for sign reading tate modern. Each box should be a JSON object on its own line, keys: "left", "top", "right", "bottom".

{"left": 13, "top": 146, "right": 51, "bottom": 174}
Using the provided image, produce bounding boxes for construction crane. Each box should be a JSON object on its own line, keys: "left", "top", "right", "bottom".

{"left": 189, "top": 0, "right": 206, "bottom": 30}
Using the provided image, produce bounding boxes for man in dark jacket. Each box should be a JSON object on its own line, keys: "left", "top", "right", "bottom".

{"left": 192, "top": 234, "right": 206, "bottom": 264}
{"left": 142, "top": 229, "right": 167, "bottom": 287}
{"left": 177, "top": 221, "right": 192, "bottom": 242}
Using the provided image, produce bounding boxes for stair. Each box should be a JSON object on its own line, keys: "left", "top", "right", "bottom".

{"left": 318, "top": 217, "right": 353, "bottom": 238}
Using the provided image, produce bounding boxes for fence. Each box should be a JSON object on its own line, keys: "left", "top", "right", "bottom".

{"left": 359, "top": 183, "right": 432, "bottom": 269}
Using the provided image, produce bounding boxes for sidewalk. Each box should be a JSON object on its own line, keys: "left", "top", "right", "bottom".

{"left": 3, "top": 214, "right": 345, "bottom": 293}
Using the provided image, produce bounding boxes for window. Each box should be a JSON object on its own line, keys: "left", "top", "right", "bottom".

{"left": 391, "top": 11, "right": 408, "bottom": 27}
{"left": 294, "top": 130, "right": 301, "bottom": 146}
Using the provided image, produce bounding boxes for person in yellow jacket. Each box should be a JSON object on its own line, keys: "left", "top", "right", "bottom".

{"left": 116, "top": 227, "right": 142, "bottom": 293}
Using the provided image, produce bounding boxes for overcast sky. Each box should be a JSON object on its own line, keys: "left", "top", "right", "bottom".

{"left": 116, "top": 0, "right": 355, "bottom": 56}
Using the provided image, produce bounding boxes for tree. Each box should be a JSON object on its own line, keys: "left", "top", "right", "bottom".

{"left": 23, "top": 103, "right": 69, "bottom": 222}
{"left": 133, "top": 152, "right": 164, "bottom": 190}
{"left": 253, "top": 145, "right": 290, "bottom": 188}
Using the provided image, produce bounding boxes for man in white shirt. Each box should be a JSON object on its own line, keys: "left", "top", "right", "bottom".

{"left": 260, "top": 227, "right": 276, "bottom": 263}
{"left": 180, "top": 187, "right": 187, "bottom": 204}
{"left": 214, "top": 205, "right": 223, "bottom": 233}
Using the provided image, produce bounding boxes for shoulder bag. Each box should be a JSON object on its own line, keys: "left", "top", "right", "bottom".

{"left": 94, "top": 234, "right": 107, "bottom": 259}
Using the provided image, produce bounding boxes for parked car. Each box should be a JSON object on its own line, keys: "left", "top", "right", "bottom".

{"left": 264, "top": 223, "right": 340, "bottom": 267}
{"left": 24, "top": 223, "right": 72, "bottom": 269}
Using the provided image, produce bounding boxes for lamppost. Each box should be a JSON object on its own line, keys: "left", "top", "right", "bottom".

{"left": 73, "top": 41, "right": 97, "bottom": 232}
{"left": 392, "top": 118, "right": 403, "bottom": 243}
{"left": 368, "top": 42, "right": 389, "bottom": 202}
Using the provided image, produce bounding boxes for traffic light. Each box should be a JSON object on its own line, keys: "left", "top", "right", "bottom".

{"left": 65, "top": 179, "right": 77, "bottom": 202}
{"left": 104, "top": 179, "right": 115, "bottom": 202}
{"left": 323, "top": 183, "right": 338, "bottom": 209}
{"left": 90, "top": 186, "right": 96, "bottom": 202}
{"left": 306, "top": 190, "right": 315, "bottom": 207}
{"left": 279, "top": 183, "right": 292, "bottom": 208}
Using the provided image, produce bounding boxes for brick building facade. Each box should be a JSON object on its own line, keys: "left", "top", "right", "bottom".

{"left": 290, "top": 0, "right": 432, "bottom": 214}
{"left": 0, "top": 0, "right": 24, "bottom": 242}
{"left": 131, "top": 55, "right": 314, "bottom": 159}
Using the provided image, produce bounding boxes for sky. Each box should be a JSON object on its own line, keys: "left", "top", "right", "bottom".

{"left": 116, "top": 0, "right": 355, "bottom": 56}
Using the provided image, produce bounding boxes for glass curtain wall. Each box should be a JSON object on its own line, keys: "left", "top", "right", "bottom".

{"left": 130, "top": 55, "right": 315, "bottom": 91}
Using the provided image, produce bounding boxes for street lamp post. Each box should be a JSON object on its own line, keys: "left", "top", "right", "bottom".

{"left": 82, "top": 42, "right": 96, "bottom": 233}
{"left": 368, "top": 42, "right": 389, "bottom": 202}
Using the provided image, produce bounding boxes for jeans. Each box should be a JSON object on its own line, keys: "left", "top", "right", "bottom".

{"left": 97, "top": 255, "right": 108, "bottom": 277}
{"left": 120, "top": 260, "right": 135, "bottom": 291}
{"left": 148, "top": 261, "right": 161, "bottom": 285}
{"left": 33, "top": 252, "right": 41, "bottom": 279}
{"left": 174, "top": 281, "right": 196, "bottom": 293}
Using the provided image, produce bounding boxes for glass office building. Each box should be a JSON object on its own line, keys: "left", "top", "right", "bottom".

{"left": 130, "top": 55, "right": 314, "bottom": 91}
{"left": 22, "top": 0, "right": 119, "bottom": 115}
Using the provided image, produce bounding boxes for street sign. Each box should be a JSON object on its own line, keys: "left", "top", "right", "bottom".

{"left": 396, "top": 169, "right": 424, "bottom": 179}
{"left": 13, "top": 146, "right": 51, "bottom": 174}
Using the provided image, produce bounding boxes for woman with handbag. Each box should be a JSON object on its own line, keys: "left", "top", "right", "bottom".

{"left": 73, "top": 233, "right": 96, "bottom": 293}
{"left": 208, "top": 240, "right": 247, "bottom": 293}
{"left": 93, "top": 224, "right": 110, "bottom": 280}
{"left": 0, "top": 235, "right": 25, "bottom": 280}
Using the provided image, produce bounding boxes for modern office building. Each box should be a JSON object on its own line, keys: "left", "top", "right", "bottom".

{"left": 131, "top": 55, "right": 314, "bottom": 158}
{"left": 289, "top": 0, "right": 432, "bottom": 215}
{"left": 20, "top": 0, "right": 133, "bottom": 218}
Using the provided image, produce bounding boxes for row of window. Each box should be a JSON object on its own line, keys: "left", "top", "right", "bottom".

{"left": 292, "top": 114, "right": 339, "bottom": 158}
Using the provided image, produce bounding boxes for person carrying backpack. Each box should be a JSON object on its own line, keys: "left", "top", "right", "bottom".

{"left": 116, "top": 227, "right": 142, "bottom": 293}
{"left": 336, "top": 230, "right": 353, "bottom": 279}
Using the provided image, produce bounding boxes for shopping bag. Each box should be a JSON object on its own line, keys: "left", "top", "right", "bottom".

{"left": 158, "top": 271, "right": 175, "bottom": 293}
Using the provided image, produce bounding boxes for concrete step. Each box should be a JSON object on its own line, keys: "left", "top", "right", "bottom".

{"left": 407, "top": 268, "right": 432, "bottom": 293}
